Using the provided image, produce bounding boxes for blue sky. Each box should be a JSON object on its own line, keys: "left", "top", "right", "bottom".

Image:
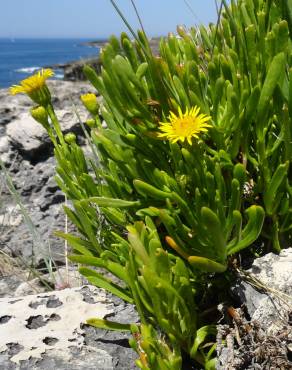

{"left": 0, "top": 0, "right": 218, "bottom": 38}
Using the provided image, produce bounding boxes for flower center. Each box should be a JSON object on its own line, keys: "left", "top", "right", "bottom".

{"left": 173, "top": 117, "right": 198, "bottom": 136}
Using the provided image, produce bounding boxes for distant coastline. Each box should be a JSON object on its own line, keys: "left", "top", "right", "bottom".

{"left": 0, "top": 37, "right": 162, "bottom": 88}
{"left": 80, "top": 39, "right": 108, "bottom": 48}
{"left": 46, "top": 37, "right": 161, "bottom": 82}
{"left": 0, "top": 38, "right": 100, "bottom": 88}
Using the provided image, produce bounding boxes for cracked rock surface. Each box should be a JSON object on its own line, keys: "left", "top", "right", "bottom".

{"left": 0, "top": 286, "right": 138, "bottom": 369}
{"left": 231, "top": 248, "right": 292, "bottom": 332}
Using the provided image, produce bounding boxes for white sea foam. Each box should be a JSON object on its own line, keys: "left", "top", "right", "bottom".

{"left": 15, "top": 66, "right": 41, "bottom": 74}
{"left": 14, "top": 67, "right": 63, "bottom": 80}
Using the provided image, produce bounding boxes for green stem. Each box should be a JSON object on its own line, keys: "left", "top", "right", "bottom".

{"left": 257, "top": 138, "right": 270, "bottom": 189}
{"left": 46, "top": 104, "right": 65, "bottom": 145}
{"left": 272, "top": 218, "right": 281, "bottom": 253}
{"left": 46, "top": 126, "right": 58, "bottom": 147}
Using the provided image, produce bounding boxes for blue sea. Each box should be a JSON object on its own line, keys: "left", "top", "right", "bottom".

{"left": 0, "top": 38, "right": 101, "bottom": 88}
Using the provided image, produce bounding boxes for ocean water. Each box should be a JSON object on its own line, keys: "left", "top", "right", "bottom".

{"left": 0, "top": 38, "right": 101, "bottom": 88}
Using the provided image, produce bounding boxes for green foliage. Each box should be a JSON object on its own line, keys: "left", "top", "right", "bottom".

{"left": 17, "top": 0, "right": 292, "bottom": 368}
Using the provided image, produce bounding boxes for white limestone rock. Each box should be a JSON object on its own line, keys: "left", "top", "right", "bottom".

{"left": 0, "top": 286, "right": 111, "bottom": 364}
{"left": 6, "top": 109, "right": 88, "bottom": 156}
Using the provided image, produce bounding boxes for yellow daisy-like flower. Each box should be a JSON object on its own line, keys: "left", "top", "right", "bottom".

{"left": 158, "top": 106, "right": 212, "bottom": 145}
{"left": 10, "top": 69, "right": 54, "bottom": 105}
{"left": 80, "top": 93, "right": 99, "bottom": 116}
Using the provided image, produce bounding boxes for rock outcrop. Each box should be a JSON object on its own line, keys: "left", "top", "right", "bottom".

{"left": 0, "top": 81, "right": 95, "bottom": 265}
{"left": 63, "top": 57, "right": 102, "bottom": 81}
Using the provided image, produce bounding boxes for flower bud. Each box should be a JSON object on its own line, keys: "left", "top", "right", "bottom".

{"left": 85, "top": 118, "right": 96, "bottom": 128}
{"left": 177, "top": 25, "right": 187, "bottom": 38}
{"left": 80, "top": 93, "right": 99, "bottom": 116}
{"left": 64, "top": 132, "right": 76, "bottom": 144}
{"left": 30, "top": 106, "right": 49, "bottom": 129}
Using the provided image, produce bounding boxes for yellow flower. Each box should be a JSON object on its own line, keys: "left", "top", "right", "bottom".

{"left": 10, "top": 69, "right": 54, "bottom": 105}
{"left": 158, "top": 106, "right": 212, "bottom": 145}
{"left": 80, "top": 93, "right": 99, "bottom": 116}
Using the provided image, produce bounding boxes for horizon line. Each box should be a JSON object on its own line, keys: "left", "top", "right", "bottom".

{"left": 0, "top": 34, "right": 167, "bottom": 40}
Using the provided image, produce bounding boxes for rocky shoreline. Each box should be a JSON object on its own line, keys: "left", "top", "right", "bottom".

{"left": 52, "top": 57, "right": 102, "bottom": 81}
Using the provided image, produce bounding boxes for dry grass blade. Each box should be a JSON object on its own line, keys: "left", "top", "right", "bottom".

{"left": 183, "top": 0, "right": 203, "bottom": 24}
{"left": 236, "top": 267, "right": 292, "bottom": 308}
{"left": 0, "top": 157, "right": 57, "bottom": 290}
